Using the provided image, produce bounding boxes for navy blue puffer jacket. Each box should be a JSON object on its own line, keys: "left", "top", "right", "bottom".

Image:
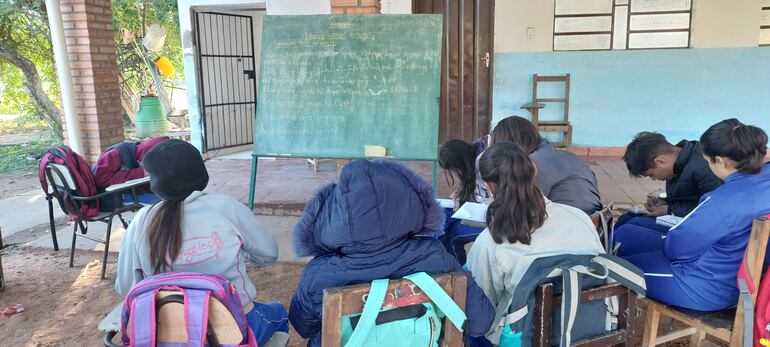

{"left": 288, "top": 159, "right": 495, "bottom": 346}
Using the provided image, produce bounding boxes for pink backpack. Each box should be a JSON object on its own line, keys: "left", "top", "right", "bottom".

{"left": 38, "top": 146, "right": 100, "bottom": 219}
{"left": 120, "top": 272, "right": 258, "bottom": 347}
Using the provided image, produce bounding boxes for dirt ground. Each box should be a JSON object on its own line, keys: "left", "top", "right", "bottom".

{"left": 0, "top": 172, "right": 39, "bottom": 199}
{"left": 0, "top": 246, "right": 307, "bottom": 347}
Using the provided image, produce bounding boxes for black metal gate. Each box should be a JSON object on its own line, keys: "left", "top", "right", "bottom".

{"left": 195, "top": 12, "right": 258, "bottom": 152}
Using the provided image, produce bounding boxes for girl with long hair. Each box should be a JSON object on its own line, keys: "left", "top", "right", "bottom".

{"left": 115, "top": 140, "right": 287, "bottom": 345}
{"left": 437, "top": 139, "right": 490, "bottom": 264}
{"left": 467, "top": 142, "right": 604, "bottom": 327}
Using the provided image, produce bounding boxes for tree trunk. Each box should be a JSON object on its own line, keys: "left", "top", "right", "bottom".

{"left": 0, "top": 41, "right": 63, "bottom": 140}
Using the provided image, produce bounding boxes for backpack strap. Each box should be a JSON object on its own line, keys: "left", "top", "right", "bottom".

{"left": 591, "top": 255, "right": 647, "bottom": 295}
{"left": 344, "top": 278, "right": 389, "bottom": 347}
{"left": 560, "top": 266, "right": 582, "bottom": 347}
{"left": 130, "top": 288, "right": 213, "bottom": 347}
{"left": 130, "top": 290, "right": 157, "bottom": 347}
{"left": 404, "top": 272, "right": 467, "bottom": 332}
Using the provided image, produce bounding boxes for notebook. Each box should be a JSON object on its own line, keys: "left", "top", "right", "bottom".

{"left": 452, "top": 202, "right": 488, "bottom": 228}
{"left": 655, "top": 215, "right": 684, "bottom": 228}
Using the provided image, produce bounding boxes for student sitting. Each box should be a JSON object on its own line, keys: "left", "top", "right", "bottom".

{"left": 114, "top": 140, "right": 287, "bottom": 345}
{"left": 617, "top": 131, "right": 722, "bottom": 232}
{"left": 288, "top": 159, "right": 495, "bottom": 346}
{"left": 438, "top": 139, "right": 490, "bottom": 264}
{"left": 613, "top": 119, "right": 770, "bottom": 311}
{"left": 490, "top": 116, "right": 602, "bottom": 215}
{"left": 467, "top": 142, "right": 604, "bottom": 336}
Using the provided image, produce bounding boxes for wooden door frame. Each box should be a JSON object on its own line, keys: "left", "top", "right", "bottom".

{"left": 412, "top": 0, "right": 495, "bottom": 143}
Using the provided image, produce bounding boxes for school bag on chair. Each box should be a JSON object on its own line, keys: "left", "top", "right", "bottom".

{"left": 38, "top": 145, "right": 100, "bottom": 218}
{"left": 119, "top": 272, "right": 258, "bottom": 347}
{"left": 494, "top": 254, "right": 646, "bottom": 347}
{"left": 340, "top": 272, "right": 467, "bottom": 347}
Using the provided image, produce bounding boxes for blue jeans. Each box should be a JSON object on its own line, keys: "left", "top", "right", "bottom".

{"left": 245, "top": 301, "right": 289, "bottom": 345}
{"left": 614, "top": 213, "right": 671, "bottom": 233}
{"left": 442, "top": 208, "right": 484, "bottom": 265}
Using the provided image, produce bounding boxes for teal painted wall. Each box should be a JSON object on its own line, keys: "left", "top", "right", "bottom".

{"left": 493, "top": 47, "right": 770, "bottom": 147}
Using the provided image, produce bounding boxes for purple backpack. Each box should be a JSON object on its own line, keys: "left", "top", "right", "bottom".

{"left": 120, "top": 272, "right": 258, "bottom": 347}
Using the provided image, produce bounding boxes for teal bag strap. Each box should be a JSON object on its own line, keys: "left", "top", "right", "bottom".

{"left": 344, "top": 278, "right": 389, "bottom": 347}
{"left": 404, "top": 272, "right": 467, "bottom": 332}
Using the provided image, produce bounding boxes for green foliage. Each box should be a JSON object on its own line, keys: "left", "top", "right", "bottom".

{"left": 112, "top": 0, "right": 183, "bottom": 93}
{"left": 0, "top": 0, "right": 60, "bottom": 120}
{"left": 0, "top": 140, "right": 56, "bottom": 174}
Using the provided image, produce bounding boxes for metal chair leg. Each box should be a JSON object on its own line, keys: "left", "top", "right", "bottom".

{"left": 48, "top": 197, "right": 59, "bottom": 251}
{"left": 118, "top": 214, "right": 128, "bottom": 229}
{"left": 69, "top": 221, "right": 78, "bottom": 268}
{"left": 101, "top": 215, "right": 115, "bottom": 280}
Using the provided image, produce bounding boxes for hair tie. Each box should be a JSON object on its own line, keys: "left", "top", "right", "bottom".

{"left": 732, "top": 125, "right": 742, "bottom": 132}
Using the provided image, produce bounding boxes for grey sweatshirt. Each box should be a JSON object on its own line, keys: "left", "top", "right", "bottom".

{"left": 530, "top": 141, "right": 602, "bottom": 215}
{"left": 467, "top": 197, "right": 605, "bottom": 341}
{"left": 115, "top": 191, "right": 278, "bottom": 307}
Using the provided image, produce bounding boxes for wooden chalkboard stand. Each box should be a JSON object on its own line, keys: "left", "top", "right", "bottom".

{"left": 247, "top": 155, "right": 438, "bottom": 210}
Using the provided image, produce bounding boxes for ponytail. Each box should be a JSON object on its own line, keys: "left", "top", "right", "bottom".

{"left": 147, "top": 199, "right": 184, "bottom": 274}
{"left": 438, "top": 140, "right": 479, "bottom": 204}
{"left": 701, "top": 118, "right": 768, "bottom": 174}
{"left": 479, "top": 142, "right": 546, "bottom": 245}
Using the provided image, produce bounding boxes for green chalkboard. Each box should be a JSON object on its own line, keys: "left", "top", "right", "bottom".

{"left": 254, "top": 15, "right": 443, "bottom": 160}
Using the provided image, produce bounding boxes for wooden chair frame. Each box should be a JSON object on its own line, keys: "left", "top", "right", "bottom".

{"left": 521, "top": 73, "right": 573, "bottom": 148}
{"left": 641, "top": 215, "right": 770, "bottom": 346}
{"left": 321, "top": 272, "right": 467, "bottom": 347}
{"left": 533, "top": 280, "right": 646, "bottom": 346}
{"left": 44, "top": 164, "right": 146, "bottom": 279}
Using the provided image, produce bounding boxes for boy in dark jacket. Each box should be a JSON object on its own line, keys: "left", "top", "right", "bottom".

{"left": 289, "top": 159, "right": 495, "bottom": 346}
{"left": 617, "top": 132, "right": 722, "bottom": 232}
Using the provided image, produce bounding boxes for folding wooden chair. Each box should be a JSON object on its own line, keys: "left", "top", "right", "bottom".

{"left": 641, "top": 214, "right": 770, "bottom": 346}
{"left": 521, "top": 74, "right": 573, "bottom": 148}
{"left": 533, "top": 279, "right": 646, "bottom": 346}
{"left": 321, "top": 272, "right": 467, "bottom": 347}
{"left": 44, "top": 163, "right": 146, "bottom": 279}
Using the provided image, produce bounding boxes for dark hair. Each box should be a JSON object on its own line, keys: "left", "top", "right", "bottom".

{"left": 147, "top": 199, "right": 184, "bottom": 274}
{"left": 700, "top": 118, "right": 768, "bottom": 174}
{"left": 438, "top": 139, "right": 478, "bottom": 204}
{"left": 490, "top": 116, "right": 543, "bottom": 154}
{"left": 622, "top": 132, "right": 676, "bottom": 177}
{"left": 479, "top": 142, "right": 546, "bottom": 245}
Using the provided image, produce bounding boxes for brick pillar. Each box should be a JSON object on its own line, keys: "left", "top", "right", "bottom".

{"left": 331, "top": 0, "right": 382, "bottom": 14}
{"left": 60, "top": 0, "right": 124, "bottom": 163}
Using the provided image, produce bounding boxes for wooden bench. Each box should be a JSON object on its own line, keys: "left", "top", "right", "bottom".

{"left": 641, "top": 215, "right": 770, "bottom": 346}
{"left": 322, "top": 272, "right": 467, "bottom": 347}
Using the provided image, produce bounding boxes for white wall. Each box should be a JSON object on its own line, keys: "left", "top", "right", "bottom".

{"left": 691, "top": 0, "right": 760, "bottom": 48}
{"left": 495, "top": 0, "right": 554, "bottom": 53}
{"left": 494, "top": 0, "right": 763, "bottom": 53}
{"left": 381, "top": 0, "right": 411, "bottom": 14}
{"left": 266, "top": 0, "right": 330, "bottom": 14}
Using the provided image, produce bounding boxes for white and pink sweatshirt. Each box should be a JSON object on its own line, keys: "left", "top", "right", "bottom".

{"left": 115, "top": 191, "right": 278, "bottom": 307}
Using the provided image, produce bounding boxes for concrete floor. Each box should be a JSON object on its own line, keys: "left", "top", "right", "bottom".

{"left": 0, "top": 153, "right": 662, "bottom": 264}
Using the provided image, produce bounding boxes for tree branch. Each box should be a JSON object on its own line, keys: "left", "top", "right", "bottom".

{"left": 0, "top": 40, "right": 63, "bottom": 139}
